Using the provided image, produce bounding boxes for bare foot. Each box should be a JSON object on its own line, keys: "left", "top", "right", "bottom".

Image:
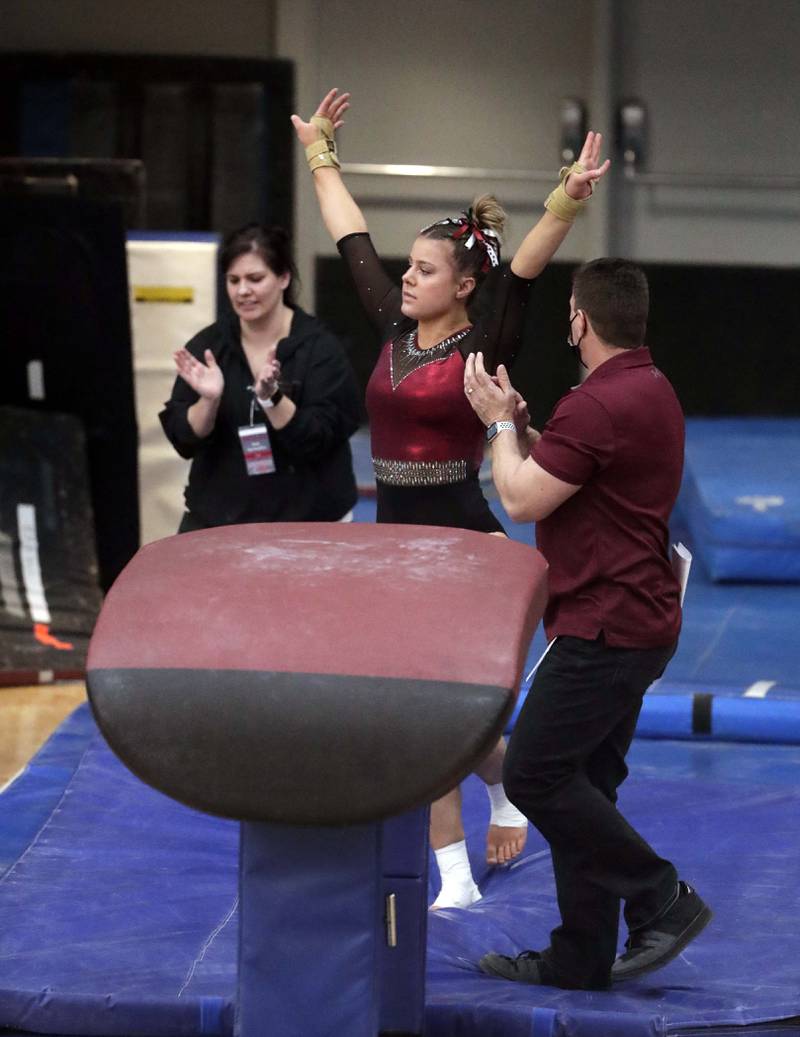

{"left": 486, "top": 823, "right": 527, "bottom": 865}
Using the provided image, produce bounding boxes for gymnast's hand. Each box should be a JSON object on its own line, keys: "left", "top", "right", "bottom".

{"left": 173, "top": 347, "right": 224, "bottom": 401}
{"left": 565, "top": 132, "right": 611, "bottom": 199}
{"left": 290, "top": 87, "right": 350, "bottom": 147}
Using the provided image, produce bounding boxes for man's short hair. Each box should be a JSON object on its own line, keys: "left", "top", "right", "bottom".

{"left": 572, "top": 258, "right": 649, "bottom": 349}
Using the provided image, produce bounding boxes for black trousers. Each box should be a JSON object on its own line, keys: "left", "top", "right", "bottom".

{"left": 504, "top": 633, "right": 678, "bottom": 989}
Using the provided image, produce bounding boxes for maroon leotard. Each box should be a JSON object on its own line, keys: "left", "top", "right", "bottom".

{"left": 338, "top": 232, "right": 535, "bottom": 530}
{"left": 367, "top": 327, "right": 484, "bottom": 469}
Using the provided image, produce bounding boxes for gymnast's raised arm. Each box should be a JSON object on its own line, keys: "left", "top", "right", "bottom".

{"left": 510, "top": 132, "right": 610, "bottom": 280}
{"left": 291, "top": 88, "right": 367, "bottom": 243}
{"left": 291, "top": 88, "right": 400, "bottom": 334}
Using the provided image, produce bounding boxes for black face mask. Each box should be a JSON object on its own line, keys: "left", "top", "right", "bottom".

{"left": 567, "top": 312, "right": 588, "bottom": 369}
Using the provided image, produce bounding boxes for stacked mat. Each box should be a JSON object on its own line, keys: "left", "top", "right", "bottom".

{"left": 0, "top": 407, "right": 103, "bottom": 684}
{"left": 500, "top": 417, "right": 800, "bottom": 747}
{"left": 677, "top": 418, "right": 800, "bottom": 583}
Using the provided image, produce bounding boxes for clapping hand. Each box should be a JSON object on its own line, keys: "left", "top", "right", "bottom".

{"left": 173, "top": 348, "right": 224, "bottom": 400}
{"left": 254, "top": 350, "right": 281, "bottom": 401}
{"left": 512, "top": 390, "right": 532, "bottom": 437}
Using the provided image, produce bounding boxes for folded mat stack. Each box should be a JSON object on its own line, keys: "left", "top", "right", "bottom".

{"left": 677, "top": 418, "right": 800, "bottom": 583}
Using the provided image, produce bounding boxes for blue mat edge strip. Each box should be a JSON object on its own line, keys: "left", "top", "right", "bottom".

{"left": 0, "top": 703, "right": 95, "bottom": 878}
{"left": 507, "top": 683, "right": 800, "bottom": 745}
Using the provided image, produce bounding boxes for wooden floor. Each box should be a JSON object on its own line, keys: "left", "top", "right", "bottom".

{"left": 0, "top": 681, "right": 87, "bottom": 789}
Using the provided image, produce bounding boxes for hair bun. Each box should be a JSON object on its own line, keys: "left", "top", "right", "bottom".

{"left": 471, "top": 194, "right": 507, "bottom": 242}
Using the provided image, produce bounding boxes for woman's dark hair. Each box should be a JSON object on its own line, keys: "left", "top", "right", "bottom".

{"left": 220, "top": 223, "right": 298, "bottom": 306}
{"left": 572, "top": 258, "right": 649, "bottom": 348}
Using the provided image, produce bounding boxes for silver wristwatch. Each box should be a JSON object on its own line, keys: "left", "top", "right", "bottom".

{"left": 485, "top": 420, "right": 517, "bottom": 444}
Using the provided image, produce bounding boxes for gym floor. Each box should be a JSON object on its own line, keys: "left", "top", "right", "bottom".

{"left": 0, "top": 682, "right": 86, "bottom": 791}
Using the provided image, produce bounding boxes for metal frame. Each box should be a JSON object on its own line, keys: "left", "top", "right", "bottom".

{"left": 341, "top": 162, "right": 556, "bottom": 183}
{"left": 341, "top": 160, "right": 800, "bottom": 192}
{"left": 623, "top": 166, "right": 800, "bottom": 190}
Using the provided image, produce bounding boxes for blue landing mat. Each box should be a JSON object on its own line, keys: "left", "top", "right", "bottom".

{"left": 354, "top": 486, "right": 800, "bottom": 745}
{"left": 428, "top": 739, "right": 800, "bottom": 1036}
{"left": 353, "top": 467, "right": 800, "bottom": 699}
{"left": 1, "top": 707, "right": 799, "bottom": 1036}
{"left": 677, "top": 419, "right": 800, "bottom": 583}
{"left": 0, "top": 709, "right": 239, "bottom": 1035}
{"left": 354, "top": 414, "right": 800, "bottom": 735}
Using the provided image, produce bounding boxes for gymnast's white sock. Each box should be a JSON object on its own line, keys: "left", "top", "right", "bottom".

{"left": 430, "top": 839, "right": 482, "bottom": 910}
{"left": 486, "top": 782, "right": 528, "bottom": 828}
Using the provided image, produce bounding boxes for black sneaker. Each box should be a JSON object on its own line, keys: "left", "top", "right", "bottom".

{"left": 480, "top": 949, "right": 610, "bottom": 990}
{"left": 479, "top": 949, "right": 547, "bottom": 985}
{"left": 611, "top": 880, "right": 712, "bottom": 982}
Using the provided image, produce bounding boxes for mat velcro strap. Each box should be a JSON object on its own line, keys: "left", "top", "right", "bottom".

{"left": 692, "top": 692, "right": 714, "bottom": 735}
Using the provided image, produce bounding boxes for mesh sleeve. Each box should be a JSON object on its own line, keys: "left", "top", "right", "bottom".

{"left": 459, "top": 265, "right": 536, "bottom": 373}
{"left": 337, "top": 232, "right": 406, "bottom": 338}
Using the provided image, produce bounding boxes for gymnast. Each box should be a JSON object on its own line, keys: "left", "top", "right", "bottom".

{"left": 292, "top": 88, "right": 608, "bottom": 909}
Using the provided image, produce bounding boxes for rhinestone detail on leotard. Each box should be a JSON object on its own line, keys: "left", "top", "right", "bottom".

{"left": 390, "top": 328, "right": 470, "bottom": 390}
{"left": 372, "top": 457, "right": 472, "bottom": 487}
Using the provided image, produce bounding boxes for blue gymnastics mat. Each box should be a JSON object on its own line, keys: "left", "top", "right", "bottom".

{"left": 1, "top": 705, "right": 799, "bottom": 1037}
{"left": 354, "top": 459, "right": 800, "bottom": 746}
{"left": 357, "top": 415, "right": 800, "bottom": 743}
{"left": 353, "top": 418, "right": 800, "bottom": 697}
{"left": 676, "top": 419, "right": 800, "bottom": 583}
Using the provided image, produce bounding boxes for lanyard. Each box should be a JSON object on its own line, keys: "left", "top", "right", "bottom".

{"left": 247, "top": 385, "right": 259, "bottom": 427}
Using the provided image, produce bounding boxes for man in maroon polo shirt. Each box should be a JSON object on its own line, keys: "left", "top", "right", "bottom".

{"left": 463, "top": 258, "right": 711, "bottom": 991}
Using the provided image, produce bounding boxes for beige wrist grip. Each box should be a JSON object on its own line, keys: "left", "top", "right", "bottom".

{"left": 544, "top": 162, "right": 588, "bottom": 223}
{"left": 306, "top": 114, "right": 340, "bottom": 172}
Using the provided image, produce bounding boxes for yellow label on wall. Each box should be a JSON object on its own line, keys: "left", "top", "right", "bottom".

{"left": 133, "top": 285, "right": 195, "bottom": 303}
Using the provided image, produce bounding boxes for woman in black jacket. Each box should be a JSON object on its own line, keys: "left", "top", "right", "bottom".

{"left": 160, "top": 224, "right": 361, "bottom": 531}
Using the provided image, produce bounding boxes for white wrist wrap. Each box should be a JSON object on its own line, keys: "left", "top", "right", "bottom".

{"left": 486, "top": 782, "right": 528, "bottom": 828}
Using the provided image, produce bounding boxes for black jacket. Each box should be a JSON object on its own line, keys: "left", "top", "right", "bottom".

{"left": 159, "top": 308, "right": 361, "bottom": 526}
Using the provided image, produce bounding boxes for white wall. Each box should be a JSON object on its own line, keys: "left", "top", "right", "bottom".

{"left": 614, "top": 0, "right": 800, "bottom": 266}
{"left": 279, "top": 0, "right": 800, "bottom": 290}
{"left": 5, "top": 0, "right": 799, "bottom": 287}
{"left": 278, "top": 0, "right": 608, "bottom": 309}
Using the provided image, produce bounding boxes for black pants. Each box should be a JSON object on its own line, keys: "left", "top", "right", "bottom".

{"left": 504, "top": 634, "right": 678, "bottom": 989}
